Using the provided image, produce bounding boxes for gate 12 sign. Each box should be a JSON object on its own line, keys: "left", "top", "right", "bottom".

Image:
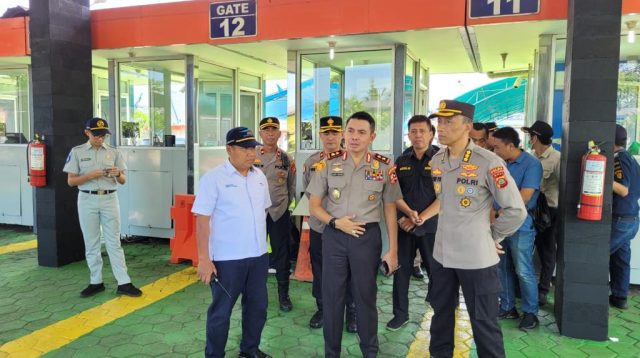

{"left": 210, "top": 0, "right": 257, "bottom": 39}
{"left": 469, "top": 0, "right": 539, "bottom": 18}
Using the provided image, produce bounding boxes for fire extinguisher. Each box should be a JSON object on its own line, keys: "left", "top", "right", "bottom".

{"left": 577, "top": 140, "right": 606, "bottom": 221}
{"left": 27, "top": 133, "right": 47, "bottom": 187}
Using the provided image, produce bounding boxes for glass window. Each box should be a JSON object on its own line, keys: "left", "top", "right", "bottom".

{"left": 239, "top": 72, "right": 261, "bottom": 90}
{"left": 196, "top": 62, "right": 234, "bottom": 147}
{"left": 92, "top": 67, "right": 110, "bottom": 120}
{"left": 403, "top": 56, "right": 416, "bottom": 149}
{"left": 300, "top": 49, "right": 392, "bottom": 151}
{"left": 0, "top": 68, "right": 30, "bottom": 142}
{"left": 118, "top": 59, "right": 186, "bottom": 146}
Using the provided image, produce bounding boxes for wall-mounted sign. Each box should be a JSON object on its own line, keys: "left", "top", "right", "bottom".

{"left": 210, "top": 0, "right": 257, "bottom": 39}
{"left": 469, "top": 0, "right": 540, "bottom": 18}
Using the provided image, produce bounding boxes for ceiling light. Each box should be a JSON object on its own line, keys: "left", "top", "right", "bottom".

{"left": 328, "top": 41, "right": 336, "bottom": 60}
{"left": 627, "top": 21, "right": 637, "bottom": 44}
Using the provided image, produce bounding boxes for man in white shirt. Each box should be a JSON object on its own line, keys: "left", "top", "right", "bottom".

{"left": 192, "top": 127, "right": 272, "bottom": 358}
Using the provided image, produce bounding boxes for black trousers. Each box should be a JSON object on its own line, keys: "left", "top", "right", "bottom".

{"left": 535, "top": 207, "right": 558, "bottom": 295}
{"left": 267, "top": 211, "right": 291, "bottom": 283}
{"left": 429, "top": 261, "right": 505, "bottom": 358}
{"left": 310, "top": 229, "right": 354, "bottom": 310}
{"left": 392, "top": 230, "right": 435, "bottom": 320}
{"left": 322, "top": 223, "right": 381, "bottom": 358}
{"left": 205, "top": 254, "right": 268, "bottom": 358}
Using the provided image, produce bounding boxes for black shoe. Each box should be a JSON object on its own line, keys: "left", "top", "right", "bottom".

{"left": 411, "top": 266, "right": 424, "bottom": 279}
{"left": 345, "top": 306, "right": 357, "bottom": 333}
{"left": 80, "top": 283, "right": 105, "bottom": 297}
{"left": 309, "top": 310, "right": 323, "bottom": 329}
{"left": 238, "top": 349, "right": 272, "bottom": 358}
{"left": 116, "top": 283, "right": 142, "bottom": 297}
{"left": 386, "top": 316, "right": 409, "bottom": 331}
{"left": 498, "top": 307, "right": 519, "bottom": 320}
{"left": 519, "top": 313, "right": 539, "bottom": 330}
{"left": 277, "top": 282, "right": 293, "bottom": 312}
{"left": 609, "top": 295, "right": 628, "bottom": 310}
{"left": 538, "top": 292, "right": 548, "bottom": 307}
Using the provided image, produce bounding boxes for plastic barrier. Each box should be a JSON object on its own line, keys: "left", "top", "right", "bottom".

{"left": 170, "top": 194, "right": 198, "bottom": 267}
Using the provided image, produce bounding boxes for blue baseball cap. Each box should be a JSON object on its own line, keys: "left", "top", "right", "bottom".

{"left": 85, "top": 117, "right": 111, "bottom": 136}
{"left": 226, "top": 127, "right": 261, "bottom": 148}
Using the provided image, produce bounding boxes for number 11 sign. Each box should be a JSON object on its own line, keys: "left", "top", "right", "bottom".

{"left": 469, "top": 0, "right": 540, "bottom": 18}
{"left": 210, "top": 0, "right": 257, "bottom": 39}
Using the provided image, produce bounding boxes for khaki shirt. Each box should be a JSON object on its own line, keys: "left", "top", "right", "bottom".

{"left": 534, "top": 146, "right": 561, "bottom": 208}
{"left": 303, "top": 150, "right": 336, "bottom": 233}
{"left": 63, "top": 141, "right": 126, "bottom": 191}
{"left": 306, "top": 151, "right": 402, "bottom": 223}
{"left": 255, "top": 146, "right": 296, "bottom": 221}
{"left": 432, "top": 140, "right": 526, "bottom": 269}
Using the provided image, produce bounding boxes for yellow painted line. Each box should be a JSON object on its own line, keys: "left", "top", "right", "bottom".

{"left": 407, "top": 303, "right": 472, "bottom": 358}
{"left": 0, "top": 240, "right": 37, "bottom": 255}
{"left": 0, "top": 267, "right": 198, "bottom": 358}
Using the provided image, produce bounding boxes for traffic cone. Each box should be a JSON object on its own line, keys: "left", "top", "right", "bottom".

{"left": 291, "top": 217, "right": 313, "bottom": 282}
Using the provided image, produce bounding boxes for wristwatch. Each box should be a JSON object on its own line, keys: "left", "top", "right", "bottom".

{"left": 329, "top": 217, "right": 337, "bottom": 229}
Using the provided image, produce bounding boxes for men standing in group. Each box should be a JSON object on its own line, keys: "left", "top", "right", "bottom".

{"left": 492, "top": 127, "right": 543, "bottom": 330}
{"left": 610, "top": 124, "right": 640, "bottom": 309}
{"left": 389, "top": 115, "right": 440, "bottom": 331}
{"left": 63, "top": 117, "right": 142, "bottom": 298}
{"left": 307, "top": 111, "right": 401, "bottom": 358}
{"left": 193, "top": 127, "right": 272, "bottom": 358}
{"left": 522, "top": 121, "right": 560, "bottom": 306}
{"left": 302, "top": 116, "right": 357, "bottom": 333}
{"left": 485, "top": 122, "right": 498, "bottom": 151}
{"left": 428, "top": 100, "right": 526, "bottom": 358}
{"left": 255, "top": 117, "right": 296, "bottom": 312}
{"left": 470, "top": 122, "right": 490, "bottom": 149}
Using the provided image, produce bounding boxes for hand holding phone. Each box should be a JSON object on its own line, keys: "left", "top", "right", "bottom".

{"left": 379, "top": 260, "right": 401, "bottom": 277}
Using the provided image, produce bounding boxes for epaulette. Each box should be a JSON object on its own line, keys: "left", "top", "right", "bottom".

{"left": 327, "top": 150, "right": 343, "bottom": 160}
{"left": 373, "top": 153, "right": 391, "bottom": 165}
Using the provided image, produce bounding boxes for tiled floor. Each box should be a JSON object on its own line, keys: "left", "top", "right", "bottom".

{"left": 0, "top": 225, "right": 638, "bottom": 357}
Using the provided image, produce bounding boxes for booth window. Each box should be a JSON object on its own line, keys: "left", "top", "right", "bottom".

{"left": 92, "top": 67, "right": 110, "bottom": 120}
{"left": 0, "top": 68, "right": 30, "bottom": 143}
{"left": 196, "top": 62, "right": 234, "bottom": 147}
{"left": 118, "top": 60, "right": 186, "bottom": 146}
{"left": 403, "top": 56, "right": 416, "bottom": 149}
{"left": 300, "top": 49, "right": 392, "bottom": 151}
{"left": 239, "top": 72, "right": 262, "bottom": 133}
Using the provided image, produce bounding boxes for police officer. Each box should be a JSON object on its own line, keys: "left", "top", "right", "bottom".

{"left": 389, "top": 115, "right": 440, "bottom": 331}
{"left": 64, "top": 117, "right": 142, "bottom": 298}
{"left": 610, "top": 124, "right": 640, "bottom": 310}
{"left": 255, "top": 117, "right": 296, "bottom": 311}
{"left": 302, "top": 116, "right": 357, "bottom": 332}
{"left": 307, "top": 111, "right": 401, "bottom": 358}
{"left": 428, "top": 100, "right": 526, "bottom": 358}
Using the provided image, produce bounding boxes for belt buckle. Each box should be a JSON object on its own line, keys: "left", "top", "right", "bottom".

{"left": 97, "top": 190, "right": 105, "bottom": 195}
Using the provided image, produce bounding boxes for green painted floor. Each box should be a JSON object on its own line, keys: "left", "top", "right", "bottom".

{"left": 1, "top": 225, "right": 639, "bottom": 357}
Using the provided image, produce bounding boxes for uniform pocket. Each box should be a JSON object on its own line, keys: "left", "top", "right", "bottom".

{"left": 363, "top": 180, "right": 383, "bottom": 193}
{"left": 473, "top": 266, "right": 501, "bottom": 321}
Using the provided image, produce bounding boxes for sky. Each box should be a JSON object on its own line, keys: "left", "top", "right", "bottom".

{"left": 1, "top": 0, "right": 190, "bottom": 13}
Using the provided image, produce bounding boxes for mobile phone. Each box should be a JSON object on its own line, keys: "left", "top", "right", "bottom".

{"left": 379, "top": 261, "right": 401, "bottom": 277}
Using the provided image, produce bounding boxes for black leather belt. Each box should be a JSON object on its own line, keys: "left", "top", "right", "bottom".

{"left": 613, "top": 215, "right": 638, "bottom": 221}
{"left": 80, "top": 190, "right": 116, "bottom": 195}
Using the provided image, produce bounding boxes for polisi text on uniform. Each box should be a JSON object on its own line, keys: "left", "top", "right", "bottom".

{"left": 456, "top": 178, "right": 478, "bottom": 186}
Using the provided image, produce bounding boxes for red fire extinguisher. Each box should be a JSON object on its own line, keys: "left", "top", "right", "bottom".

{"left": 27, "top": 134, "right": 47, "bottom": 187}
{"left": 577, "top": 140, "right": 606, "bottom": 221}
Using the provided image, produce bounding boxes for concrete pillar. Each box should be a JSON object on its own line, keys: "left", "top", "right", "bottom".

{"left": 555, "top": 0, "right": 622, "bottom": 340}
{"left": 393, "top": 44, "right": 407, "bottom": 158}
{"left": 29, "top": 0, "right": 92, "bottom": 266}
{"left": 534, "top": 34, "right": 556, "bottom": 126}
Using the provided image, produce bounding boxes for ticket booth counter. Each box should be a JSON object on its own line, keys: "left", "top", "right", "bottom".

{"left": 0, "top": 66, "right": 33, "bottom": 226}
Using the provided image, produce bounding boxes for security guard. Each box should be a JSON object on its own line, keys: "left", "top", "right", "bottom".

{"left": 307, "top": 111, "right": 401, "bottom": 358}
{"left": 610, "top": 124, "right": 640, "bottom": 310}
{"left": 428, "top": 101, "right": 526, "bottom": 358}
{"left": 302, "top": 116, "right": 357, "bottom": 332}
{"left": 63, "top": 117, "right": 142, "bottom": 298}
{"left": 256, "top": 117, "right": 296, "bottom": 311}
{"left": 389, "top": 115, "right": 440, "bottom": 331}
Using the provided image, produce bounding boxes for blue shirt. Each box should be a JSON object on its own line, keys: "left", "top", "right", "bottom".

{"left": 613, "top": 150, "right": 640, "bottom": 216}
{"left": 192, "top": 160, "right": 272, "bottom": 261}
{"left": 505, "top": 151, "right": 542, "bottom": 232}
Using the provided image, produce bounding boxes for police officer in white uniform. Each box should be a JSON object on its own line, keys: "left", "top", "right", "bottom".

{"left": 64, "top": 117, "right": 142, "bottom": 298}
{"left": 427, "top": 101, "right": 526, "bottom": 358}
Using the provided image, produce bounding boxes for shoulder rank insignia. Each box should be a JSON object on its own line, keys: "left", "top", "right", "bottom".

{"left": 327, "top": 150, "right": 343, "bottom": 160}
{"left": 373, "top": 153, "right": 391, "bottom": 165}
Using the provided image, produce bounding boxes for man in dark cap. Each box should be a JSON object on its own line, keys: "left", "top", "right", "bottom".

{"left": 193, "top": 127, "right": 273, "bottom": 358}
{"left": 255, "top": 117, "right": 297, "bottom": 312}
{"left": 522, "top": 120, "right": 560, "bottom": 306}
{"left": 428, "top": 100, "right": 526, "bottom": 357}
{"left": 610, "top": 124, "right": 640, "bottom": 310}
{"left": 63, "top": 118, "right": 142, "bottom": 298}
{"left": 302, "top": 116, "right": 357, "bottom": 332}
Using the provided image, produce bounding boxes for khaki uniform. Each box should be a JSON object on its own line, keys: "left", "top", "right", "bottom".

{"left": 535, "top": 146, "right": 561, "bottom": 208}
{"left": 306, "top": 150, "right": 401, "bottom": 358}
{"left": 255, "top": 147, "right": 295, "bottom": 220}
{"left": 431, "top": 141, "right": 527, "bottom": 270}
{"left": 303, "top": 150, "right": 331, "bottom": 233}
{"left": 63, "top": 141, "right": 131, "bottom": 286}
